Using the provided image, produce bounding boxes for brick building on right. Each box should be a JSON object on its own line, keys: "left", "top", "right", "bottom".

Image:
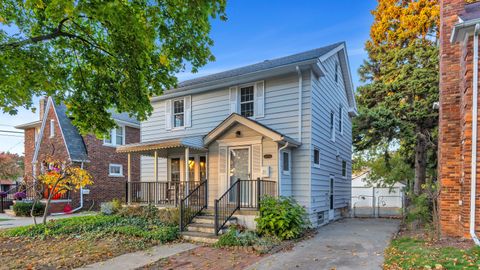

{"left": 439, "top": 0, "right": 480, "bottom": 242}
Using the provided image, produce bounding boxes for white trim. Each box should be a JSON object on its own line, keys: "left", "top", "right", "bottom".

{"left": 33, "top": 97, "right": 53, "bottom": 164}
{"left": 103, "top": 125, "right": 125, "bottom": 147}
{"left": 239, "top": 84, "right": 255, "bottom": 118}
{"left": 108, "top": 163, "right": 124, "bottom": 177}
{"left": 114, "top": 119, "right": 140, "bottom": 128}
{"left": 341, "top": 159, "right": 347, "bottom": 179}
{"left": 51, "top": 100, "right": 73, "bottom": 161}
{"left": 313, "top": 147, "right": 320, "bottom": 168}
{"left": 172, "top": 98, "right": 186, "bottom": 128}
{"left": 217, "top": 136, "right": 263, "bottom": 147}
{"left": 339, "top": 105, "right": 344, "bottom": 135}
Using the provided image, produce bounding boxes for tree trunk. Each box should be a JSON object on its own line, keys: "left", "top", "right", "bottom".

{"left": 414, "top": 132, "right": 428, "bottom": 195}
{"left": 42, "top": 181, "right": 60, "bottom": 225}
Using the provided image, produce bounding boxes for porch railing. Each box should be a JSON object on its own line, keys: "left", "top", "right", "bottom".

{"left": 179, "top": 180, "right": 208, "bottom": 231}
{"left": 214, "top": 178, "right": 276, "bottom": 235}
{"left": 127, "top": 181, "right": 201, "bottom": 206}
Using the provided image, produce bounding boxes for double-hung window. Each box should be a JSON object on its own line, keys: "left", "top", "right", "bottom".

{"left": 240, "top": 86, "right": 254, "bottom": 117}
{"left": 342, "top": 160, "right": 347, "bottom": 178}
{"left": 173, "top": 99, "right": 185, "bottom": 128}
{"left": 104, "top": 126, "right": 125, "bottom": 146}
{"left": 330, "top": 111, "right": 335, "bottom": 141}
{"left": 313, "top": 147, "right": 320, "bottom": 168}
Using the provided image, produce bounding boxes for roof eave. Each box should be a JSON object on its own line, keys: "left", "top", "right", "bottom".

{"left": 151, "top": 58, "right": 320, "bottom": 102}
{"left": 14, "top": 121, "right": 42, "bottom": 130}
{"left": 451, "top": 18, "right": 480, "bottom": 43}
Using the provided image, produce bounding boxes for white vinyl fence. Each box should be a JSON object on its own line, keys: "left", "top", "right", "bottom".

{"left": 351, "top": 187, "right": 405, "bottom": 218}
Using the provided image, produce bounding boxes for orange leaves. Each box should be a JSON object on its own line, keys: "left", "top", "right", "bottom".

{"left": 369, "top": 0, "right": 439, "bottom": 48}
{"left": 38, "top": 157, "right": 93, "bottom": 195}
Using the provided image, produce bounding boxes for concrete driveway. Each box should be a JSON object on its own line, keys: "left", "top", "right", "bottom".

{"left": 248, "top": 218, "right": 400, "bottom": 270}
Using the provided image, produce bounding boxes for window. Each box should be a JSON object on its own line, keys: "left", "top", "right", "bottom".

{"left": 339, "top": 106, "right": 343, "bottom": 135}
{"left": 240, "top": 86, "right": 254, "bottom": 117}
{"left": 330, "top": 111, "right": 335, "bottom": 141}
{"left": 109, "top": 164, "right": 123, "bottom": 177}
{"left": 173, "top": 99, "right": 185, "bottom": 128}
{"left": 313, "top": 147, "right": 320, "bottom": 168}
{"left": 329, "top": 177, "right": 334, "bottom": 210}
{"left": 49, "top": 120, "right": 55, "bottom": 138}
{"left": 342, "top": 160, "right": 347, "bottom": 177}
{"left": 199, "top": 156, "right": 207, "bottom": 181}
{"left": 104, "top": 126, "right": 125, "bottom": 146}
{"left": 282, "top": 151, "right": 290, "bottom": 175}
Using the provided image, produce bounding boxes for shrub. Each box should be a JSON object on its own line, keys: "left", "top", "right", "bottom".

{"left": 255, "top": 196, "right": 308, "bottom": 240}
{"left": 111, "top": 198, "right": 123, "bottom": 212}
{"left": 406, "top": 193, "right": 432, "bottom": 225}
{"left": 157, "top": 208, "right": 180, "bottom": 226}
{"left": 117, "top": 205, "right": 181, "bottom": 225}
{"left": 13, "top": 202, "right": 45, "bottom": 217}
{"left": 100, "top": 202, "right": 115, "bottom": 215}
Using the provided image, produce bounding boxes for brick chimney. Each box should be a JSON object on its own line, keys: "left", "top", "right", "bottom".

{"left": 39, "top": 97, "right": 47, "bottom": 120}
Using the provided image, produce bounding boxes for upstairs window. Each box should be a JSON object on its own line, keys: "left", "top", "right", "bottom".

{"left": 339, "top": 106, "right": 343, "bottom": 135}
{"left": 104, "top": 126, "right": 125, "bottom": 146}
{"left": 173, "top": 99, "right": 185, "bottom": 128}
{"left": 240, "top": 86, "right": 254, "bottom": 117}
{"left": 49, "top": 119, "right": 55, "bottom": 138}
{"left": 330, "top": 111, "right": 335, "bottom": 141}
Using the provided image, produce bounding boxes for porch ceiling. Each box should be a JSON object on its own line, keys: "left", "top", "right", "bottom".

{"left": 116, "top": 135, "right": 207, "bottom": 156}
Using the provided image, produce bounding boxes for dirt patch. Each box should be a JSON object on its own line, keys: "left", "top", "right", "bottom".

{"left": 139, "top": 246, "right": 264, "bottom": 270}
{"left": 0, "top": 236, "right": 157, "bottom": 270}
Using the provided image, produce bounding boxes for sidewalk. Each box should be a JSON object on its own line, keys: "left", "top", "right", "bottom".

{"left": 76, "top": 242, "right": 198, "bottom": 270}
{"left": 0, "top": 212, "right": 93, "bottom": 229}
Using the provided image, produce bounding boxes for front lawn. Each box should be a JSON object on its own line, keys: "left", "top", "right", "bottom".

{"left": 384, "top": 237, "right": 480, "bottom": 269}
{"left": 0, "top": 218, "right": 12, "bottom": 222}
{"left": 0, "top": 210, "right": 179, "bottom": 269}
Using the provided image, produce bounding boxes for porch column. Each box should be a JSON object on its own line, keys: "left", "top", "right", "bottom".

{"left": 185, "top": 147, "right": 190, "bottom": 196}
{"left": 127, "top": 153, "right": 131, "bottom": 204}
{"left": 154, "top": 150, "right": 158, "bottom": 204}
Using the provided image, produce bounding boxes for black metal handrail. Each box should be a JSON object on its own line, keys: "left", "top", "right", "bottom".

{"left": 214, "top": 178, "right": 277, "bottom": 235}
{"left": 214, "top": 179, "right": 241, "bottom": 235}
{"left": 179, "top": 180, "right": 207, "bottom": 231}
{"left": 127, "top": 181, "right": 201, "bottom": 206}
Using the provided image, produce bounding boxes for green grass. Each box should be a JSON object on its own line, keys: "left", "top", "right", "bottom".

{"left": 0, "top": 218, "right": 12, "bottom": 222}
{"left": 0, "top": 214, "right": 179, "bottom": 243}
{"left": 384, "top": 237, "right": 480, "bottom": 269}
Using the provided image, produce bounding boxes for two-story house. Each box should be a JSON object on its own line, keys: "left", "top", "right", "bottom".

{"left": 117, "top": 42, "right": 357, "bottom": 241}
{"left": 15, "top": 97, "right": 140, "bottom": 213}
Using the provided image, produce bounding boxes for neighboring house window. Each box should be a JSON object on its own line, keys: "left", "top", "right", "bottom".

{"left": 339, "top": 106, "right": 343, "bottom": 135}
{"left": 313, "top": 147, "right": 320, "bottom": 168}
{"left": 109, "top": 164, "right": 123, "bottom": 177}
{"left": 49, "top": 119, "right": 55, "bottom": 138}
{"left": 240, "top": 86, "right": 254, "bottom": 117}
{"left": 173, "top": 99, "right": 185, "bottom": 128}
{"left": 342, "top": 160, "right": 347, "bottom": 177}
{"left": 330, "top": 111, "right": 335, "bottom": 141}
{"left": 104, "top": 126, "right": 125, "bottom": 146}
{"left": 282, "top": 151, "right": 290, "bottom": 175}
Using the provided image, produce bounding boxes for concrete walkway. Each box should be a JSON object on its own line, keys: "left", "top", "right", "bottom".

{"left": 0, "top": 212, "right": 93, "bottom": 229}
{"left": 247, "top": 218, "right": 400, "bottom": 270}
{"left": 76, "top": 242, "right": 198, "bottom": 270}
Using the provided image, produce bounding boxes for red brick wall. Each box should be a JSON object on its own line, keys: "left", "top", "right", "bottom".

{"left": 439, "top": 0, "right": 480, "bottom": 238}
{"left": 21, "top": 99, "right": 140, "bottom": 211}
{"left": 82, "top": 126, "right": 140, "bottom": 208}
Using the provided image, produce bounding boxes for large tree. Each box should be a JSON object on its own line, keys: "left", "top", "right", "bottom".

{"left": 0, "top": 0, "right": 226, "bottom": 136}
{"left": 354, "top": 0, "right": 439, "bottom": 195}
{"left": 0, "top": 152, "right": 24, "bottom": 181}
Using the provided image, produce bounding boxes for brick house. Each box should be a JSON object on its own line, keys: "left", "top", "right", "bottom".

{"left": 15, "top": 97, "right": 140, "bottom": 212}
{"left": 439, "top": 0, "right": 480, "bottom": 243}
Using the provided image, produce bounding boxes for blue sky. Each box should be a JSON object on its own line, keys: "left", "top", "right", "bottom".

{"left": 0, "top": 0, "right": 376, "bottom": 155}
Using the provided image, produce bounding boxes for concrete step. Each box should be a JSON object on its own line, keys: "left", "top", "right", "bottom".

{"left": 187, "top": 222, "right": 228, "bottom": 234}
{"left": 181, "top": 231, "right": 219, "bottom": 244}
{"left": 192, "top": 215, "right": 237, "bottom": 225}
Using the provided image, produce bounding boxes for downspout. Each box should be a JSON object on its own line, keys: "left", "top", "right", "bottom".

{"left": 278, "top": 142, "right": 290, "bottom": 196}
{"left": 296, "top": 66, "right": 303, "bottom": 143}
{"left": 470, "top": 23, "right": 480, "bottom": 246}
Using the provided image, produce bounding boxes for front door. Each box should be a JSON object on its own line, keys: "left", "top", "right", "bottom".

{"left": 229, "top": 147, "right": 251, "bottom": 204}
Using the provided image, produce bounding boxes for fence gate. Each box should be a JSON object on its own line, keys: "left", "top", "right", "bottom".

{"left": 351, "top": 187, "right": 404, "bottom": 218}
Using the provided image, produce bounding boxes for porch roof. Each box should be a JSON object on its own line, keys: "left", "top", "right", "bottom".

{"left": 116, "top": 135, "right": 207, "bottom": 155}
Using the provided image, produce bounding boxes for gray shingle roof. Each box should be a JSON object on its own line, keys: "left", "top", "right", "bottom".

{"left": 110, "top": 111, "right": 140, "bottom": 126}
{"left": 53, "top": 100, "right": 89, "bottom": 161}
{"left": 460, "top": 2, "right": 480, "bottom": 22}
{"left": 176, "top": 42, "right": 344, "bottom": 89}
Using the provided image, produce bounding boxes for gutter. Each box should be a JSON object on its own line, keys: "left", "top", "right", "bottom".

{"left": 470, "top": 23, "right": 480, "bottom": 246}
{"left": 296, "top": 66, "right": 303, "bottom": 143}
